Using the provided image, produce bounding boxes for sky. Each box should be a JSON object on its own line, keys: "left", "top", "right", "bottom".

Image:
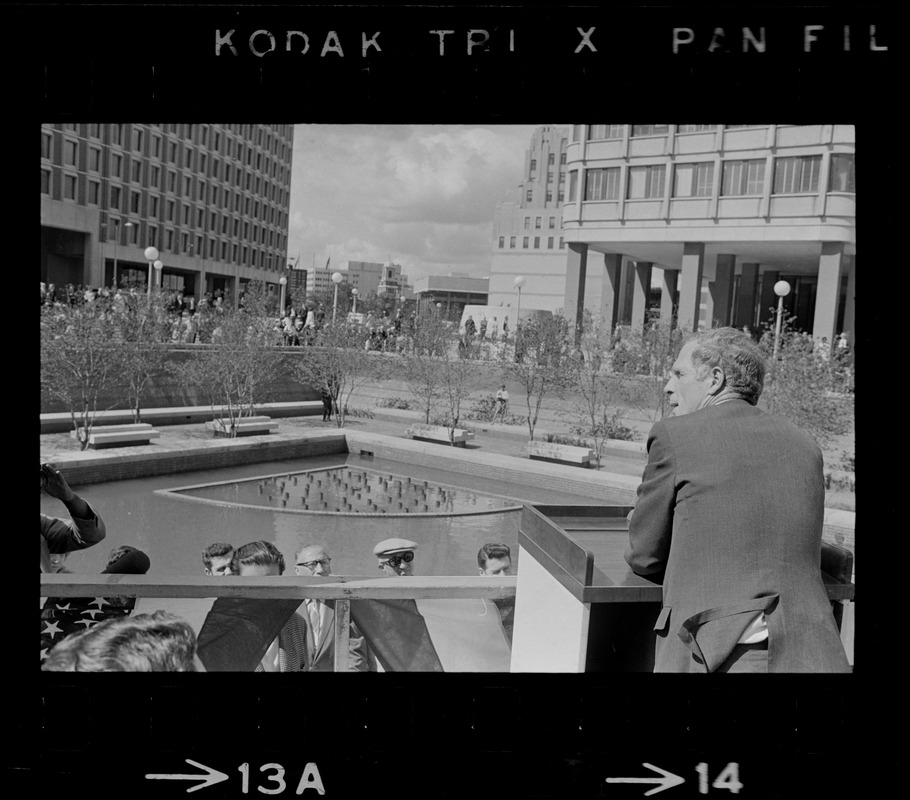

{"left": 286, "top": 124, "right": 552, "bottom": 283}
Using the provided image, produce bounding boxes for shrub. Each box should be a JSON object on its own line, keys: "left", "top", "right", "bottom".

{"left": 377, "top": 397, "right": 412, "bottom": 410}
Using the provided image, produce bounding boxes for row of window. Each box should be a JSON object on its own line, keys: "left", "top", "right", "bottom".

{"left": 100, "top": 217, "right": 284, "bottom": 269}
{"left": 42, "top": 166, "right": 288, "bottom": 230}
{"left": 52, "top": 123, "right": 293, "bottom": 163}
{"left": 529, "top": 152, "right": 568, "bottom": 171}
{"left": 42, "top": 171, "right": 287, "bottom": 244}
{"left": 573, "top": 124, "right": 774, "bottom": 142}
{"left": 573, "top": 155, "right": 855, "bottom": 201}
{"left": 525, "top": 188, "right": 565, "bottom": 204}
{"left": 497, "top": 235, "right": 565, "bottom": 250}
{"left": 42, "top": 132, "right": 291, "bottom": 202}
{"left": 523, "top": 215, "right": 560, "bottom": 230}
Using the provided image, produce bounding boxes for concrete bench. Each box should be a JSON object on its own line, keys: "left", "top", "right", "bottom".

{"left": 405, "top": 424, "right": 475, "bottom": 447}
{"left": 72, "top": 423, "right": 161, "bottom": 449}
{"left": 206, "top": 415, "right": 279, "bottom": 437}
{"left": 527, "top": 440, "right": 594, "bottom": 467}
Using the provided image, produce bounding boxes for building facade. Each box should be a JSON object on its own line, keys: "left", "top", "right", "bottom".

{"left": 306, "top": 260, "right": 412, "bottom": 300}
{"left": 488, "top": 126, "right": 572, "bottom": 314}
{"left": 411, "top": 273, "right": 489, "bottom": 318}
{"left": 561, "top": 124, "right": 856, "bottom": 341}
{"left": 40, "top": 123, "right": 294, "bottom": 304}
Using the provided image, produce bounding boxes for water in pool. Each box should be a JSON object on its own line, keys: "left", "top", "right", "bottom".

{"left": 41, "top": 453, "right": 615, "bottom": 579}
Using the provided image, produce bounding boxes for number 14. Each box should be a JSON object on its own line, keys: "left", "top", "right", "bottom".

{"left": 695, "top": 763, "right": 742, "bottom": 794}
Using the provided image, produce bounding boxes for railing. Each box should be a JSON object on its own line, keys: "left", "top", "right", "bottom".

{"left": 40, "top": 573, "right": 517, "bottom": 672}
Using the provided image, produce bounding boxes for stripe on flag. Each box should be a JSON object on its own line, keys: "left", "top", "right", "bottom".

{"left": 350, "top": 597, "right": 511, "bottom": 672}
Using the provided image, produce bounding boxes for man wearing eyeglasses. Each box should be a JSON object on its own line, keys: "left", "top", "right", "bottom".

{"left": 294, "top": 543, "right": 374, "bottom": 671}
{"left": 373, "top": 538, "right": 418, "bottom": 577}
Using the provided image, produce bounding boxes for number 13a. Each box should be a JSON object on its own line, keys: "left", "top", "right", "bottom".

{"left": 238, "top": 763, "right": 325, "bottom": 795}
{"left": 695, "top": 763, "right": 742, "bottom": 794}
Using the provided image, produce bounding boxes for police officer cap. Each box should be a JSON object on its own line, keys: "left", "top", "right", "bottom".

{"left": 373, "top": 538, "right": 418, "bottom": 557}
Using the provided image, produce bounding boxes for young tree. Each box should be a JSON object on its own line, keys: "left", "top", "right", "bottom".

{"left": 500, "top": 314, "right": 577, "bottom": 442}
{"left": 171, "top": 282, "right": 282, "bottom": 436}
{"left": 111, "top": 291, "right": 173, "bottom": 424}
{"left": 758, "top": 317, "right": 854, "bottom": 447}
{"left": 436, "top": 325, "right": 485, "bottom": 445}
{"left": 571, "top": 312, "right": 630, "bottom": 468}
{"left": 291, "top": 318, "right": 381, "bottom": 428}
{"left": 400, "top": 313, "right": 449, "bottom": 423}
{"left": 40, "top": 298, "right": 120, "bottom": 450}
{"left": 612, "top": 320, "right": 685, "bottom": 423}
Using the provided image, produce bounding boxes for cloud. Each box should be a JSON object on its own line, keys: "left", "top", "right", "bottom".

{"left": 287, "top": 124, "right": 552, "bottom": 280}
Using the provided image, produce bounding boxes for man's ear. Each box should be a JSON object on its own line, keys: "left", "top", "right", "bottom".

{"left": 707, "top": 365, "right": 726, "bottom": 394}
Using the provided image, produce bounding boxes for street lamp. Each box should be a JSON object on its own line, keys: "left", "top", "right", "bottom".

{"left": 772, "top": 280, "right": 791, "bottom": 358}
{"left": 351, "top": 287, "right": 359, "bottom": 314}
{"left": 436, "top": 302, "right": 442, "bottom": 316}
{"left": 331, "top": 271, "right": 343, "bottom": 321}
{"left": 278, "top": 275, "right": 288, "bottom": 315}
{"left": 144, "top": 246, "right": 161, "bottom": 304}
{"left": 513, "top": 275, "right": 526, "bottom": 323}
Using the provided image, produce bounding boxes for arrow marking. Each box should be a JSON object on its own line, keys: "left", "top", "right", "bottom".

{"left": 606, "top": 763, "right": 686, "bottom": 796}
{"left": 145, "top": 759, "right": 230, "bottom": 793}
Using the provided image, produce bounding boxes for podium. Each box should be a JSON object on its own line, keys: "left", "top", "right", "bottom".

{"left": 510, "top": 505, "right": 855, "bottom": 672}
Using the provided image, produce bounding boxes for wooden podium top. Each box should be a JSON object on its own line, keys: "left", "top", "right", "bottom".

{"left": 518, "top": 504, "right": 855, "bottom": 604}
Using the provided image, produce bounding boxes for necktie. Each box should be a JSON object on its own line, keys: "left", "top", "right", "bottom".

{"left": 307, "top": 600, "right": 322, "bottom": 651}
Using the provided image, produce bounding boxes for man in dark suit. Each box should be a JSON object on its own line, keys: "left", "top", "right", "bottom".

{"left": 625, "top": 327, "right": 850, "bottom": 673}
{"left": 295, "top": 543, "right": 375, "bottom": 671}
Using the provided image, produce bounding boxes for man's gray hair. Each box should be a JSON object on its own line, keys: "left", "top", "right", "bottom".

{"left": 688, "top": 327, "right": 766, "bottom": 405}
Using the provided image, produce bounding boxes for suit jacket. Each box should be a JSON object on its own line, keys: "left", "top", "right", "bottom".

{"left": 307, "top": 599, "right": 375, "bottom": 672}
{"left": 255, "top": 611, "right": 311, "bottom": 673}
{"left": 625, "top": 400, "right": 850, "bottom": 673}
{"left": 40, "top": 504, "right": 106, "bottom": 572}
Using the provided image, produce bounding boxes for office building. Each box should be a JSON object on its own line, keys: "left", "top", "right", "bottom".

{"left": 562, "top": 124, "right": 855, "bottom": 341}
{"left": 488, "top": 126, "right": 572, "bottom": 314}
{"left": 40, "top": 123, "right": 294, "bottom": 304}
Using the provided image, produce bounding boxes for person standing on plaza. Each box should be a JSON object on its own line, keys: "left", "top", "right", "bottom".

{"left": 479, "top": 315, "right": 487, "bottom": 340}
{"left": 624, "top": 327, "right": 850, "bottom": 673}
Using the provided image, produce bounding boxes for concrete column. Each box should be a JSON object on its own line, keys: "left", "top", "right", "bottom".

{"left": 813, "top": 242, "right": 845, "bottom": 342}
{"left": 709, "top": 254, "right": 736, "bottom": 328}
{"left": 564, "top": 243, "right": 588, "bottom": 338}
{"left": 677, "top": 242, "right": 705, "bottom": 332}
{"left": 842, "top": 256, "right": 856, "bottom": 344}
{"left": 617, "top": 258, "right": 636, "bottom": 325}
{"left": 659, "top": 268, "right": 677, "bottom": 328}
{"left": 600, "top": 253, "right": 622, "bottom": 332}
{"left": 758, "top": 270, "right": 779, "bottom": 328}
{"left": 734, "top": 263, "right": 760, "bottom": 330}
{"left": 631, "top": 261, "right": 653, "bottom": 332}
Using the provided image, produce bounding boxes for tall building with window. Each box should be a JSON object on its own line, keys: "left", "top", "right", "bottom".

{"left": 487, "top": 126, "right": 572, "bottom": 314}
{"left": 40, "top": 123, "right": 294, "bottom": 304}
{"left": 562, "top": 124, "right": 855, "bottom": 342}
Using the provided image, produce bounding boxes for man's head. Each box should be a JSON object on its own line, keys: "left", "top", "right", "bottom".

{"left": 230, "top": 541, "right": 285, "bottom": 577}
{"left": 373, "top": 538, "right": 418, "bottom": 577}
{"left": 48, "top": 552, "right": 69, "bottom": 573}
{"left": 202, "top": 542, "right": 234, "bottom": 576}
{"left": 295, "top": 543, "right": 333, "bottom": 577}
{"left": 477, "top": 543, "right": 512, "bottom": 576}
{"left": 665, "top": 327, "right": 765, "bottom": 416}
{"left": 41, "top": 611, "right": 199, "bottom": 672}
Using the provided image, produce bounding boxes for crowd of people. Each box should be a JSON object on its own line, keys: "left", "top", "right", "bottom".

{"left": 40, "top": 463, "right": 513, "bottom": 672}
